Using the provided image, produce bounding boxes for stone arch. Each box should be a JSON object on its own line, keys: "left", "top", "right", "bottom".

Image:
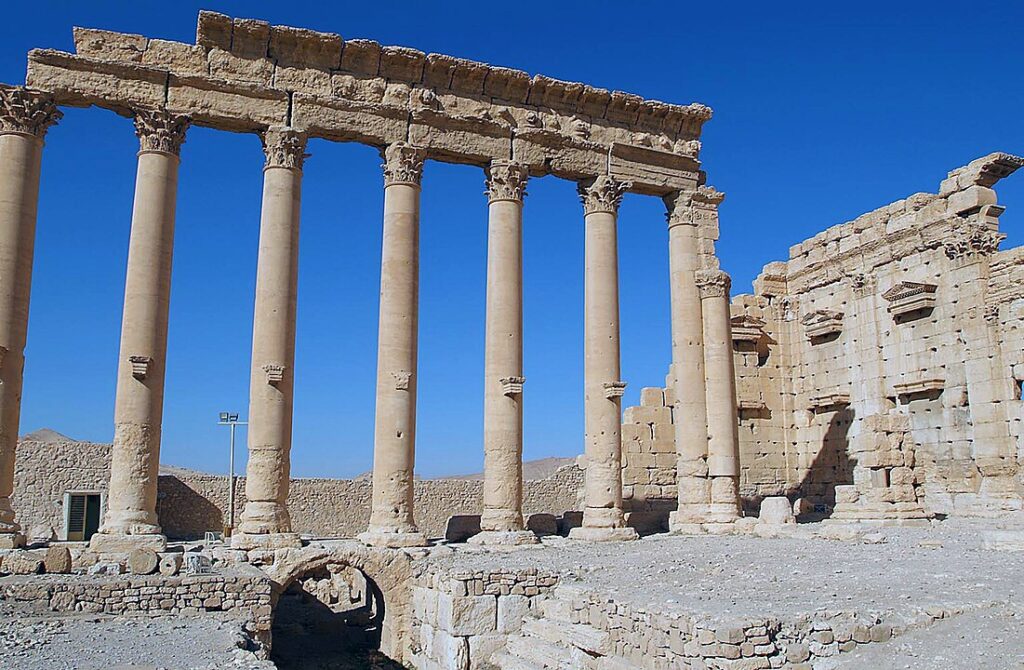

{"left": 265, "top": 543, "right": 414, "bottom": 664}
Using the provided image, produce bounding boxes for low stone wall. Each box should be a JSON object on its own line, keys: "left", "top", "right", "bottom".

{"left": 0, "top": 567, "right": 274, "bottom": 648}
{"left": 409, "top": 567, "right": 560, "bottom": 670}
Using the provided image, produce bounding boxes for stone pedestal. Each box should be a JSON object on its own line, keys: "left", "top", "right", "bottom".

{"left": 92, "top": 109, "right": 189, "bottom": 550}
{"left": 569, "top": 176, "right": 637, "bottom": 543}
{"left": 663, "top": 191, "right": 712, "bottom": 528}
{"left": 234, "top": 128, "right": 306, "bottom": 550}
{"left": 698, "top": 269, "right": 742, "bottom": 523}
{"left": 476, "top": 160, "right": 537, "bottom": 546}
{"left": 0, "top": 86, "right": 60, "bottom": 548}
{"left": 362, "top": 143, "right": 428, "bottom": 549}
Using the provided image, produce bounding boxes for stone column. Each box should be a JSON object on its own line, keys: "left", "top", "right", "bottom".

{"left": 569, "top": 176, "right": 638, "bottom": 542}
{"left": 232, "top": 128, "right": 307, "bottom": 550}
{"left": 697, "top": 268, "right": 742, "bottom": 524}
{"left": 92, "top": 109, "right": 190, "bottom": 553}
{"left": 360, "top": 142, "right": 428, "bottom": 548}
{"left": 663, "top": 191, "right": 712, "bottom": 531}
{"left": 470, "top": 160, "right": 537, "bottom": 546}
{"left": 0, "top": 86, "right": 60, "bottom": 549}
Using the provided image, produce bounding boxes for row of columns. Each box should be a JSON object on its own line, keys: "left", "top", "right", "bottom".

{"left": 0, "top": 85, "right": 741, "bottom": 551}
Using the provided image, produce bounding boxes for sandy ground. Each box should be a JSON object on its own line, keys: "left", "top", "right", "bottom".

{"left": 428, "top": 518, "right": 1024, "bottom": 622}
{"left": 0, "top": 608, "right": 274, "bottom": 670}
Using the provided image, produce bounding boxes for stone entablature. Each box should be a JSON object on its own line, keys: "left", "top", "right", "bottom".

{"left": 23, "top": 11, "right": 711, "bottom": 195}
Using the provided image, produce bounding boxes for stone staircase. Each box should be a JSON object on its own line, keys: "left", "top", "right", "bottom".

{"left": 490, "top": 587, "right": 638, "bottom": 670}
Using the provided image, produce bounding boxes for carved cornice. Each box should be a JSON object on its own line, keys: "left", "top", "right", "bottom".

{"left": 382, "top": 141, "right": 426, "bottom": 187}
{"left": 949, "top": 152, "right": 1024, "bottom": 188}
{"left": 731, "top": 314, "right": 766, "bottom": 343}
{"left": 262, "top": 127, "right": 308, "bottom": 170}
{"left": 695, "top": 268, "right": 731, "bottom": 299}
{"left": 485, "top": 160, "right": 528, "bottom": 203}
{"left": 693, "top": 185, "right": 725, "bottom": 208}
{"left": 134, "top": 108, "right": 190, "bottom": 155}
{"left": 942, "top": 225, "right": 1006, "bottom": 260}
{"left": 578, "top": 175, "right": 630, "bottom": 216}
{"left": 801, "top": 309, "right": 844, "bottom": 339}
{"left": 0, "top": 85, "right": 62, "bottom": 138}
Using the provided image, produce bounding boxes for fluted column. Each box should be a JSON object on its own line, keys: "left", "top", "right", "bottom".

{"left": 0, "top": 86, "right": 61, "bottom": 549}
{"left": 470, "top": 160, "right": 537, "bottom": 546}
{"left": 663, "top": 192, "right": 712, "bottom": 531}
{"left": 569, "top": 176, "right": 638, "bottom": 542}
{"left": 92, "top": 109, "right": 190, "bottom": 552}
{"left": 232, "top": 128, "right": 307, "bottom": 550}
{"left": 697, "top": 268, "right": 742, "bottom": 523}
{"left": 360, "top": 142, "right": 428, "bottom": 548}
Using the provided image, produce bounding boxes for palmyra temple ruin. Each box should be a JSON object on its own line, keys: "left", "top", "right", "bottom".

{"left": 0, "top": 11, "right": 1021, "bottom": 670}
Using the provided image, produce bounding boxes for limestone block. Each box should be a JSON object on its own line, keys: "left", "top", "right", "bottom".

{"left": 409, "top": 116, "right": 511, "bottom": 165}
{"left": 231, "top": 18, "right": 271, "bottom": 59}
{"left": 947, "top": 185, "right": 996, "bottom": 215}
{"left": 469, "top": 633, "right": 507, "bottom": 667}
{"left": 445, "top": 515, "right": 481, "bottom": 543}
{"left": 834, "top": 485, "right": 859, "bottom": 504}
{"left": 167, "top": 73, "right": 289, "bottom": 131}
{"left": 431, "top": 627, "right": 469, "bottom": 669}
{"left": 340, "top": 39, "right": 382, "bottom": 77}
{"left": 497, "top": 594, "right": 530, "bottom": 633}
{"left": 526, "top": 513, "right": 558, "bottom": 536}
{"left": 43, "top": 546, "right": 72, "bottom": 574}
{"left": 143, "top": 39, "right": 208, "bottom": 76}
{"left": 26, "top": 50, "right": 168, "bottom": 111}
{"left": 758, "top": 497, "right": 796, "bottom": 525}
{"left": 640, "top": 387, "right": 665, "bottom": 407}
{"left": 88, "top": 561, "right": 124, "bottom": 576}
{"left": 291, "top": 93, "right": 407, "bottom": 145}
{"left": 379, "top": 46, "right": 426, "bottom": 82}
{"left": 3, "top": 551, "right": 44, "bottom": 575}
{"left": 273, "top": 66, "right": 332, "bottom": 96}
{"left": 413, "top": 586, "right": 439, "bottom": 622}
{"left": 269, "top": 25, "right": 342, "bottom": 70}
{"left": 196, "top": 11, "right": 232, "bottom": 51}
{"left": 73, "top": 28, "right": 147, "bottom": 63}
{"left": 126, "top": 548, "right": 160, "bottom": 575}
{"left": 208, "top": 48, "right": 275, "bottom": 86}
{"left": 437, "top": 593, "right": 497, "bottom": 636}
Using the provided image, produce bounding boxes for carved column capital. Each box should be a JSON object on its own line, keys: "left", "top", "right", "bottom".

{"left": 262, "top": 127, "right": 308, "bottom": 170}
{"left": 0, "top": 85, "right": 62, "bottom": 138}
{"left": 382, "top": 142, "right": 426, "bottom": 187}
{"left": 577, "top": 175, "right": 630, "bottom": 216}
{"left": 134, "top": 108, "right": 190, "bottom": 155}
{"left": 696, "top": 268, "right": 732, "bottom": 299}
{"left": 485, "top": 160, "right": 529, "bottom": 203}
{"left": 942, "top": 225, "right": 1005, "bottom": 260}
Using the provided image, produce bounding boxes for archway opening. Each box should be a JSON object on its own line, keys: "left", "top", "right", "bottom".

{"left": 271, "top": 563, "right": 404, "bottom": 669}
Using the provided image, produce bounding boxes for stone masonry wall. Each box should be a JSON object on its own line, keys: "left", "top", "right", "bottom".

{"left": 11, "top": 438, "right": 584, "bottom": 541}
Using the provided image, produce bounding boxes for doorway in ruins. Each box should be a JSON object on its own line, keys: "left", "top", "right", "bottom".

{"left": 271, "top": 563, "right": 404, "bottom": 669}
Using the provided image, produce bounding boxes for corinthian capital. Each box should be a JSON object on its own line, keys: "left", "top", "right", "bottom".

{"left": 382, "top": 142, "right": 426, "bottom": 187}
{"left": 134, "top": 108, "right": 190, "bottom": 155}
{"left": 262, "top": 127, "right": 308, "bottom": 170}
{"left": 0, "top": 85, "right": 62, "bottom": 138}
{"left": 485, "top": 160, "right": 529, "bottom": 203}
{"left": 577, "top": 175, "right": 631, "bottom": 216}
{"left": 696, "top": 268, "right": 732, "bottom": 299}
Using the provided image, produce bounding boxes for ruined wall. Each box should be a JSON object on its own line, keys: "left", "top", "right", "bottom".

{"left": 11, "top": 438, "right": 584, "bottom": 541}
{"left": 620, "top": 153, "right": 1023, "bottom": 517}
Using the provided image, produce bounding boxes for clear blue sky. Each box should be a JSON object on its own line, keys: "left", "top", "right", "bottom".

{"left": 2, "top": 1, "right": 1021, "bottom": 478}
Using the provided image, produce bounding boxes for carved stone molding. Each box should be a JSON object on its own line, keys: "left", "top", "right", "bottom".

{"left": 392, "top": 370, "right": 412, "bottom": 391}
{"left": 809, "top": 392, "right": 850, "bottom": 411}
{"left": 262, "top": 127, "right": 308, "bottom": 170}
{"left": 499, "top": 376, "right": 525, "bottom": 397}
{"left": 893, "top": 378, "right": 944, "bottom": 398}
{"left": 128, "top": 355, "right": 152, "bottom": 380}
{"left": 801, "top": 309, "right": 844, "bottom": 340}
{"left": 578, "top": 175, "right": 630, "bottom": 216}
{"left": 942, "top": 225, "right": 1006, "bottom": 260}
{"left": 695, "top": 268, "right": 731, "bottom": 299}
{"left": 485, "top": 160, "right": 528, "bottom": 203}
{"left": 731, "top": 314, "right": 766, "bottom": 344}
{"left": 382, "top": 142, "right": 426, "bottom": 187}
{"left": 883, "top": 281, "right": 937, "bottom": 317}
{"left": 0, "top": 85, "right": 62, "bottom": 138}
{"left": 603, "top": 381, "right": 627, "bottom": 400}
{"left": 262, "top": 364, "right": 285, "bottom": 385}
{"left": 983, "top": 304, "right": 1000, "bottom": 324}
{"left": 134, "top": 108, "right": 190, "bottom": 155}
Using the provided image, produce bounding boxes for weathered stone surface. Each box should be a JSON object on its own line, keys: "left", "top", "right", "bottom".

{"left": 127, "top": 548, "right": 159, "bottom": 575}
{"left": 42, "top": 546, "right": 72, "bottom": 574}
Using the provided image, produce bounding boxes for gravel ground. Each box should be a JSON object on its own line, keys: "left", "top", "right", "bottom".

{"left": 427, "top": 518, "right": 1024, "bottom": 624}
{"left": 0, "top": 608, "right": 274, "bottom": 670}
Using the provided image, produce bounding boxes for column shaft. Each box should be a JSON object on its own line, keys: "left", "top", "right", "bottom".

{"left": 93, "top": 109, "right": 189, "bottom": 552}
{"left": 570, "top": 176, "right": 637, "bottom": 542}
{"left": 699, "top": 269, "right": 742, "bottom": 522}
{"left": 361, "top": 142, "right": 427, "bottom": 548}
{"left": 234, "top": 128, "right": 306, "bottom": 550}
{"left": 664, "top": 193, "right": 711, "bottom": 528}
{"left": 472, "top": 160, "right": 536, "bottom": 545}
{"left": 0, "top": 86, "right": 60, "bottom": 548}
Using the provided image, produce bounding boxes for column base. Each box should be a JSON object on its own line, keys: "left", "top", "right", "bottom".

{"left": 0, "top": 532, "right": 26, "bottom": 549}
{"left": 358, "top": 529, "right": 428, "bottom": 548}
{"left": 230, "top": 531, "right": 303, "bottom": 550}
{"left": 467, "top": 530, "right": 539, "bottom": 547}
{"left": 89, "top": 532, "right": 167, "bottom": 554}
{"left": 568, "top": 526, "right": 639, "bottom": 542}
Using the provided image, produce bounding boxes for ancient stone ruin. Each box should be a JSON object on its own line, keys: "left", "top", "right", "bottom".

{"left": 0, "top": 10, "right": 1021, "bottom": 670}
